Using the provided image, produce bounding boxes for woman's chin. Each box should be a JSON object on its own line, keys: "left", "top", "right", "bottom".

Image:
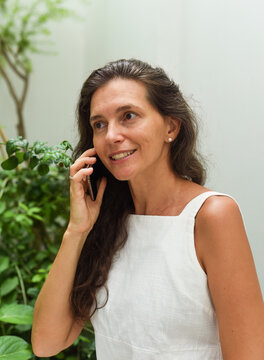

{"left": 112, "top": 170, "right": 135, "bottom": 182}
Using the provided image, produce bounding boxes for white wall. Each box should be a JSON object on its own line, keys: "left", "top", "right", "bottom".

{"left": 178, "top": 0, "right": 264, "bottom": 294}
{"left": 1, "top": 0, "right": 263, "bottom": 293}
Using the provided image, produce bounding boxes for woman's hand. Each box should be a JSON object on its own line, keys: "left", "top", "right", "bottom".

{"left": 66, "top": 148, "right": 107, "bottom": 236}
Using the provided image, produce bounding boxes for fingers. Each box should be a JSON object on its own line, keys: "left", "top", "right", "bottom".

{"left": 70, "top": 157, "right": 96, "bottom": 175}
{"left": 79, "top": 147, "right": 96, "bottom": 158}
{"left": 70, "top": 166, "right": 94, "bottom": 183}
{"left": 70, "top": 151, "right": 97, "bottom": 177}
{"left": 69, "top": 148, "right": 107, "bottom": 205}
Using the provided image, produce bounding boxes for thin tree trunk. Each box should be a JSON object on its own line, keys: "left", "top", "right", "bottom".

{"left": 0, "top": 53, "right": 29, "bottom": 138}
{"left": 16, "top": 104, "right": 26, "bottom": 139}
{"left": 0, "top": 126, "right": 8, "bottom": 160}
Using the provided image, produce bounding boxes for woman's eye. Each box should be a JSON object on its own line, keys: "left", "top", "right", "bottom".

{"left": 94, "top": 121, "right": 105, "bottom": 130}
{"left": 124, "top": 112, "right": 136, "bottom": 120}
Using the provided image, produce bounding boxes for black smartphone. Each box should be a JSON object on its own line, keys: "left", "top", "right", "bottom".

{"left": 85, "top": 155, "right": 106, "bottom": 201}
{"left": 86, "top": 171, "right": 96, "bottom": 201}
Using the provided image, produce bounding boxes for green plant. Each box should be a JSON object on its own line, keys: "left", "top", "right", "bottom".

{"left": 0, "top": 136, "right": 96, "bottom": 359}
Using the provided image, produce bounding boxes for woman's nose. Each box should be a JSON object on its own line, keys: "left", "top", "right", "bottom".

{"left": 105, "top": 122, "right": 124, "bottom": 143}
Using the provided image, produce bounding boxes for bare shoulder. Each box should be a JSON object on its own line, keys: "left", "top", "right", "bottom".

{"left": 196, "top": 194, "right": 241, "bottom": 226}
{"left": 193, "top": 194, "right": 241, "bottom": 273}
{"left": 194, "top": 194, "right": 264, "bottom": 357}
{"left": 194, "top": 194, "right": 245, "bottom": 271}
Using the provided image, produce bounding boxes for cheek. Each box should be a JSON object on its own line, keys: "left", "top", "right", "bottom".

{"left": 135, "top": 125, "right": 155, "bottom": 145}
{"left": 137, "top": 116, "right": 166, "bottom": 141}
{"left": 93, "top": 134, "right": 102, "bottom": 150}
{"left": 137, "top": 127, "right": 164, "bottom": 148}
{"left": 93, "top": 137, "right": 105, "bottom": 159}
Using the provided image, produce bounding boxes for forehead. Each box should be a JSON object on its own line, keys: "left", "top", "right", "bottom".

{"left": 90, "top": 78, "right": 152, "bottom": 115}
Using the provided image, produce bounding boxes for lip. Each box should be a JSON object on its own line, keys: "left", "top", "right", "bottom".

{"left": 109, "top": 149, "right": 137, "bottom": 163}
{"left": 108, "top": 149, "right": 137, "bottom": 157}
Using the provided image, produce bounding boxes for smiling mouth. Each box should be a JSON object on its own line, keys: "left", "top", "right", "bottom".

{"left": 110, "top": 150, "right": 136, "bottom": 161}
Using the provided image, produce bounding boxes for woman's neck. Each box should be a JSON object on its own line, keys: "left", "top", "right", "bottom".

{"left": 128, "top": 165, "right": 188, "bottom": 215}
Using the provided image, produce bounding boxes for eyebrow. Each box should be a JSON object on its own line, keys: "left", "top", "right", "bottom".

{"left": 89, "top": 104, "right": 142, "bottom": 123}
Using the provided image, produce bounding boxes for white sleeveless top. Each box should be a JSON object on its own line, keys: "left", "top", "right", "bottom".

{"left": 90, "top": 191, "right": 238, "bottom": 359}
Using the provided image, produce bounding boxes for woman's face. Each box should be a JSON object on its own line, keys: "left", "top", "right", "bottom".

{"left": 90, "top": 78, "right": 177, "bottom": 182}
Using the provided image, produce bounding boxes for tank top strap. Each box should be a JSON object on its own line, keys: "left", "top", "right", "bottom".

{"left": 180, "top": 191, "right": 237, "bottom": 219}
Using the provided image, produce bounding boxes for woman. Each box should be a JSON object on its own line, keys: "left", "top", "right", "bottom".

{"left": 31, "top": 59, "right": 264, "bottom": 359}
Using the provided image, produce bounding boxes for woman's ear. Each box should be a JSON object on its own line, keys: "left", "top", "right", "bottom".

{"left": 165, "top": 116, "right": 182, "bottom": 143}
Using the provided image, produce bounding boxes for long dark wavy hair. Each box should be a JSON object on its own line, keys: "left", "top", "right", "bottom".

{"left": 70, "top": 59, "right": 207, "bottom": 323}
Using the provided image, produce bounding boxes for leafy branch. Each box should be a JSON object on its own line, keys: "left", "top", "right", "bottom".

{"left": 0, "top": 136, "right": 73, "bottom": 174}
{"left": 0, "top": 0, "right": 81, "bottom": 138}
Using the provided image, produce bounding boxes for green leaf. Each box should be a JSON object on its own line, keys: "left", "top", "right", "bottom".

{"left": 0, "top": 277, "right": 19, "bottom": 296}
{"left": 18, "top": 202, "right": 28, "bottom": 212}
{"left": 31, "top": 274, "right": 43, "bottom": 283}
{"left": 15, "top": 151, "right": 24, "bottom": 164}
{"left": 1, "top": 156, "right": 18, "bottom": 170}
{"left": 26, "top": 287, "right": 39, "bottom": 297}
{"left": 0, "top": 335, "right": 32, "bottom": 359}
{"left": 38, "top": 14, "right": 48, "bottom": 24}
{"left": 21, "top": 139, "right": 29, "bottom": 150}
{"left": 33, "top": 142, "right": 45, "bottom": 154}
{"left": 37, "top": 269, "right": 47, "bottom": 274}
{"left": 42, "top": 152, "right": 54, "bottom": 165}
{"left": 23, "top": 151, "right": 30, "bottom": 160}
{"left": 14, "top": 324, "right": 32, "bottom": 333}
{"left": 17, "top": 215, "right": 33, "bottom": 227}
{"left": 59, "top": 140, "right": 73, "bottom": 151}
{"left": 16, "top": 214, "right": 30, "bottom": 223}
{"left": 0, "top": 304, "right": 33, "bottom": 325}
{"left": 35, "top": 252, "right": 48, "bottom": 261}
{"left": 29, "top": 156, "right": 38, "bottom": 169}
{"left": 0, "top": 256, "right": 9, "bottom": 274}
{"left": 3, "top": 210, "right": 15, "bottom": 220}
{"left": 30, "top": 214, "right": 43, "bottom": 221}
{"left": 6, "top": 140, "right": 17, "bottom": 156}
{"left": 63, "top": 158, "right": 71, "bottom": 167}
{"left": 22, "top": 57, "right": 32, "bottom": 73}
{"left": 37, "top": 163, "right": 49, "bottom": 175}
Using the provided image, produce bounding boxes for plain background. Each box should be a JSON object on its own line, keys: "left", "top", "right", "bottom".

{"left": 1, "top": 0, "right": 263, "bottom": 294}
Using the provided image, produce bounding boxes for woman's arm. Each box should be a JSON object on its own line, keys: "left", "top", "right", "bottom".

{"left": 31, "top": 230, "right": 87, "bottom": 357}
{"left": 195, "top": 196, "right": 264, "bottom": 360}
